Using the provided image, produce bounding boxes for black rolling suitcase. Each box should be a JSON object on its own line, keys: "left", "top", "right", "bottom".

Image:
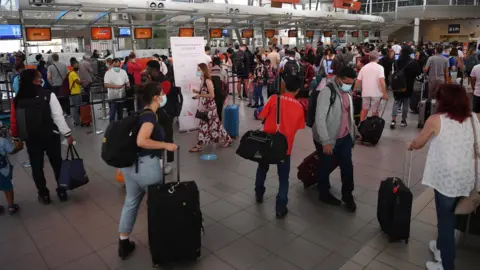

{"left": 147, "top": 149, "right": 203, "bottom": 267}
{"left": 359, "top": 100, "right": 387, "bottom": 145}
{"left": 377, "top": 150, "right": 413, "bottom": 243}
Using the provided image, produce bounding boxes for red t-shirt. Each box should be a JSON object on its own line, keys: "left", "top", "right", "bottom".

{"left": 259, "top": 93, "right": 305, "bottom": 155}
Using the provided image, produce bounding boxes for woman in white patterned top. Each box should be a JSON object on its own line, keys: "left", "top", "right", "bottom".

{"left": 408, "top": 84, "right": 480, "bottom": 270}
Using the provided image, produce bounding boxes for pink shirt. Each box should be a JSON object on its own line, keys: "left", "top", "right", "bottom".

{"left": 337, "top": 91, "right": 350, "bottom": 138}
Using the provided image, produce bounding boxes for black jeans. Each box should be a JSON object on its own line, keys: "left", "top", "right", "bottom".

{"left": 157, "top": 109, "right": 174, "bottom": 163}
{"left": 215, "top": 95, "right": 225, "bottom": 121}
{"left": 473, "top": 95, "right": 480, "bottom": 113}
{"left": 26, "top": 132, "right": 63, "bottom": 195}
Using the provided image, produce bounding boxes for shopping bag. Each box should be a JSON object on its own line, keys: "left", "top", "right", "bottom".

{"left": 59, "top": 145, "right": 89, "bottom": 190}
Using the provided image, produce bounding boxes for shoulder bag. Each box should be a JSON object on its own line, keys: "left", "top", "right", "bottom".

{"left": 236, "top": 95, "right": 288, "bottom": 164}
{"left": 455, "top": 116, "right": 480, "bottom": 215}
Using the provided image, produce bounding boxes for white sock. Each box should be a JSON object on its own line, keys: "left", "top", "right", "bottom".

{"left": 120, "top": 235, "right": 129, "bottom": 240}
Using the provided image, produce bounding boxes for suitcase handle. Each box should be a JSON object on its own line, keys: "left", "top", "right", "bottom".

{"left": 163, "top": 146, "right": 181, "bottom": 193}
{"left": 404, "top": 149, "right": 413, "bottom": 188}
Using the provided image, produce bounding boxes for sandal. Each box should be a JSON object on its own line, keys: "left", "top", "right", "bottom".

{"left": 189, "top": 145, "right": 203, "bottom": 153}
{"left": 222, "top": 139, "right": 233, "bottom": 148}
{"left": 8, "top": 204, "right": 19, "bottom": 215}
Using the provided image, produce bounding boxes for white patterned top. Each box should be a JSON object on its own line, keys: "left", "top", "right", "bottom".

{"left": 422, "top": 114, "right": 480, "bottom": 197}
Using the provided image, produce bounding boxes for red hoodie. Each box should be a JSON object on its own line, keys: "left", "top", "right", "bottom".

{"left": 127, "top": 61, "right": 143, "bottom": 85}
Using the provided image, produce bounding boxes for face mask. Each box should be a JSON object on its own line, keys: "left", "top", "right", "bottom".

{"left": 158, "top": 95, "right": 167, "bottom": 108}
{"left": 112, "top": 67, "right": 120, "bottom": 72}
{"left": 340, "top": 83, "right": 352, "bottom": 92}
{"left": 196, "top": 71, "right": 202, "bottom": 77}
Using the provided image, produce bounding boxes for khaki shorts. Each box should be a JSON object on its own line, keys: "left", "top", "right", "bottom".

{"left": 362, "top": 97, "right": 382, "bottom": 112}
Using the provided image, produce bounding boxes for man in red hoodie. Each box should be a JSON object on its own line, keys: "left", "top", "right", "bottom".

{"left": 127, "top": 52, "right": 143, "bottom": 86}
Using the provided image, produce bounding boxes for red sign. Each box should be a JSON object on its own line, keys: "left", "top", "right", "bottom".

{"left": 26, "top": 27, "right": 51, "bottom": 41}
{"left": 338, "top": 31, "right": 345, "bottom": 38}
{"left": 242, "top": 29, "right": 253, "bottom": 38}
{"left": 305, "top": 30, "right": 314, "bottom": 38}
{"left": 324, "top": 31, "right": 332, "bottom": 38}
{"left": 91, "top": 27, "right": 112, "bottom": 40}
{"left": 134, "top": 28, "right": 152, "bottom": 39}
{"left": 179, "top": 28, "right": 194, "bottom": 37}
{"left": 351, "top": 31, "right": 359, "bottom": 38}
{"left": 363, "top": 31, "right": 370, "bottom": 37}
{"left": 265, "top": 29, "right": 275, "bottom": 38}
{"left": 210, "top": 28, "right": 222, "bottom": 38}
{"left": 333, "top": 0, "right": 361, "bottom": 11}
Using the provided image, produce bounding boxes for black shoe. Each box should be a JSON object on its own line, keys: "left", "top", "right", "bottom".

{"left": 118, "top": 239, "right": 136, "bottom": 260}
{"left": 276, "top": 207, "right": 288, "bottom": 219}
{"left": 252, "top": 104, "right": 259, "bottom": 108}
{"left": 255, "top": 195, "right": 264, "bottom": 204}
{"left": 400, "top": 119, "right": 407, "bottom": 127}
{"left": 247, "top": 103, "right": 253, "bottom": 107}
{"left": 56, "top": 188, "right": 68, "bottom": 202}
{"left": 343, "top": 200, "right": 357, "bottom": 213}
{"left": 390, "top": 120, "right": 396, "bottom": 129}
{"left": 319, "top": 192, "right": 342, "bottom": 206}
{"left": 38, "top": 192, "right": 51, "bottom": 205}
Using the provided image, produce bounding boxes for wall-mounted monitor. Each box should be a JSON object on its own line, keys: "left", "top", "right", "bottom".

{"left": 324, "top": 31, "right": 332, "bottom": 38}
{"left": 288, "top": 30, "right": 298, "bottom": 38}
{"left": 241, "top": 29, "right": 253, "bottom": 38}
{"left": 337, "top": 31, "right": 345, "bottom": 38}
{"left": 374, "top": 30, "right": 381, "bottom": 37}
{"left": 135, "top": 28, "right": 152, "bottom": 39}
{"left": 265, "top": 29, "right": 275, "bottom": 38}
{"left": 305, "top": 30, "right": 314, "bottom": 38}
{"left": 0, "top": 25, "right": 22, "bottom": 40}
{"left": 209, "top": 28, "right": 222, "bottom": 38}
{"left": 351, "top": 31, "right": 359, "bottom": 38}
{"left": 179, "top": 28, "right": 194, "bottom": 37}
{"left": 119, "top": 27, "right": 131, "bottom": 37}
{"left": 222, "top": 29, "right": 229, "bottom": 37}
{"left": 363, "top": 31, "right": 369, "bottom": 37}
{"left": 25, "top": 27, "right": 51, "bottom": 42}
{"left": 91, "top": 27, "right": 112, "bottom": 40}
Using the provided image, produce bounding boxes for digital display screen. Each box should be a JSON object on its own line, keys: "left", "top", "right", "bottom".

{"left": 363, "top": 31, "right": 369, "bottom": 37}
{"left": 222, "top": 29, "right": 229, "bottom": 37}
{"left": 305, "top": 30, "right": 314, "bottom": 38}
{"left": 352, "top": 31, "right": 359, "bottom": 38}
{"left": 265, "top": 29, "right": 275, "bottom": 38}
{"left": 395, "top": 54, "right": 399, "bottom": 60}
{"left": 337, "top": 31, "right": 345, "bottom": 38}
{"left": 324, "top": 31, "right": 332, "bottom": 38}
{"left": 0, "top": 25, "right": 22, "bottom": 40}
{"left": 119, "top": 28, "right": 131, "bottom": 37}
{"left": 91, "top": 27, "right": 112, "bottom": 40}
{"left": 179, "top": 28, "right": 194, "bottom": 37}
{"left": 242, "top": 29, "right": 253, "bottom": 38}
{"left": 134, "top": 28, "right": 152, "bottom": 39}
{"left": 326, "top": 59, "right": 333, "bottom": 74}
{"left": 26, "top": 27, "right": 51, "bottom": 41}
{"left": 209, "top": 28, "right": 222, "bottom": 38}
{"left": 288, "top": 30, "right": 298, "bottom": 38}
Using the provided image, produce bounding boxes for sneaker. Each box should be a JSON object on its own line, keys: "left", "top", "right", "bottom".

{"left": 247, "top": 103, "right": 253, "bottom": 108}
{"left": 319, "top": 192, "right": 342, "bottom": 206}
{"left": 8, "top": 204, "right": 19, "bottom": 215}
{"left": 429, "top": 240, "right": 442, "bottom": 262}
{"left": 401, "top": 119, "right": 407, "bottom": 127}
{"left": 426, "top": 261, "right": 444, "bottom": 270}
{"left": 390, "top": 120, "right": 396, "bottom": 129}
{"left": 276, "top": 207, "right": 288, "bottom": 219}
{"left": 164, "top": 163, "right": 173, "bottom": 175}
{"left": 118, "top": 239, "right": 136, "bottom": 260}
{"left": 238, "top": 96, "right": 242, "bottom": 100}
{"left": 252, "top": 104, "right": 259, "bottom": 108}
{"left": 343, "top": 200, "right": 357, "bottom": 213}
{"left": 56, "top": 188, "right": 68, "bottom": 202}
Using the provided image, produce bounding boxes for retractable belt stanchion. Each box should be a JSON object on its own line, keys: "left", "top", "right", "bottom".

{"left": 99, "top": 87, "right": 109, "bottom": 120}
{"left": 90, "top": 90, "right": 104, "bottom": 135}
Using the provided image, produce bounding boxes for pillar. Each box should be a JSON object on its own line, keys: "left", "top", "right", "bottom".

{"left": 413, "top": 18, "right": 420, "bottom": 44}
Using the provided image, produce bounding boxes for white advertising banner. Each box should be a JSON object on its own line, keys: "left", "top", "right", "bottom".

{"left": 170, "top": 37, "right": 205, "bottom": 132}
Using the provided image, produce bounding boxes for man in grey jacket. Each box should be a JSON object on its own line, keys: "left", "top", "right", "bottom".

{"left": 313, "top": 67, "right": 359, "bottom": 212}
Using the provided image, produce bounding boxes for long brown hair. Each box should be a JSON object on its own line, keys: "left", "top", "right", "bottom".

{"left": 198, "top": 63, "right": 211, "bottom": 80}
{"left": 436, "top": 84, "right": 471, "bottom": 123}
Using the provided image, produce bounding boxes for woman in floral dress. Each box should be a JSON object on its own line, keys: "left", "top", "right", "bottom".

{"left": 189, "top": 63, "right": 232, "bottom": 153}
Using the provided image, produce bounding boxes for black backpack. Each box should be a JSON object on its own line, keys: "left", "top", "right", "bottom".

{"left": 282, "top": 59, "right": 300, "bottom": 81}
{"left": 306, "top": 83, "right": 336, "bottom": 128}
{"left": 390, "top": 60, "right": 413, "bottom": 92}
{"left": 233, "top": 51, "right": 245, "bottom": 73}
{"left": 211, "top": 76, "right": 224, "bottom": 99}
{"left": 16, "top": 89, "right": 54, "bottom": 141}
{"left": 101, "top": 109, "right": 154, "bottom": 168}
{"left": 164, "top": 86, "right": 183, "bottom": 117}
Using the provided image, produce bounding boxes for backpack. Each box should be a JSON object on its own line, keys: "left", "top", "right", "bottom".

{"left": 16, "top": 89, "right": 53, "bottom": 141}
{"left": 466, "top": 54, "right": 480, "bottom": 75}
{"left": 306, "top": 83, "right": 336, "bottom": 128}
{"left": 60, "top": 71, "right": 73, "bottom": 97}
{"left": 211, "top": 76, "right": 225, "bottom": 100}
{"left": 265, "top": 66, "right": 276, "bottom": 84}
{"left": 233, "top": 51, "right": 245, "bottom": 74}
{"left": 164, "top": 86, "right": 183, "bottom": 117}
{"left": 390, "top": 60, "right": 413, "bottom": 92}
{"left": 282, "top": 58, "right": 300, "bottom": 81}
{"left": 101, "top": 109, "right": 154, "bottom": 168}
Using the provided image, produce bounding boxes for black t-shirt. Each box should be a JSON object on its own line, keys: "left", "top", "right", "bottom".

{"left": 137, "top": 110, "right": 165, "bottom": 158}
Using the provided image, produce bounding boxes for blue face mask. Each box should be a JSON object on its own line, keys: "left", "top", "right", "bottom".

{"left": 112, "top": 67, "right": 121, "bottom": 72}
{"left": 340, "top": 83, "right": 352, "bottom": 92}
{"left": 159, "top": 95, "right": 167, "bottom": 108}
{"left": 196, "top": 71, "right": 202, "bottom": 77}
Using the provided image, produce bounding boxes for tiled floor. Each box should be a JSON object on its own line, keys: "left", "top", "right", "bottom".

{"left": 1, "top": 94, "right": 479, "bottom": 270}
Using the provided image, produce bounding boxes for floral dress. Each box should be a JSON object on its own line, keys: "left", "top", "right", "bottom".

{"left": 197, "top": 81, "right": 232, "bottom": 146}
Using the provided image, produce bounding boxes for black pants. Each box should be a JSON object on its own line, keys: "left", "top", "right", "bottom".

{"left": 473, "top": 95, "right": 480, "bottom": 113}
{"left": 157, "top": 109, "right": 174, "bottom": 163}
{"left": 53, "top": 86, "right": 70, "bottom": 115}
{"left": 215, "top": 95, "right": 225, "bottom": 121}
{"left": 26, "top": 132, "right": 63, "bottom": 194}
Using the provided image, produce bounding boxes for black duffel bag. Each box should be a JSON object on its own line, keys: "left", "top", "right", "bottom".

{"left": 236, "top": 95, "right": 288, "bottom": 164}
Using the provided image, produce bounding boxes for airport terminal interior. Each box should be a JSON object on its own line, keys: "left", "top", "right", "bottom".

{"left": 1, "top": 0, "right": 480, "bottom": 269}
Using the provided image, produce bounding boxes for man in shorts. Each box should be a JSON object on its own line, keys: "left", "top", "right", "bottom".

{"left": 355, "top": 50, "right": 388, "bottom": 121}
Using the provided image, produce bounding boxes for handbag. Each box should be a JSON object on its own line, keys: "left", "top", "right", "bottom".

{"left": 455, "top": 116, "right": 480, "bottom": 215}
{"left": 195, "top": 97, "right": 208, "bottom": 121}
{"left": 236, "top": 94, "right": 288, "bottom": 164}
{"left": 59, "top": 145, "right": 89, "bottom": 190}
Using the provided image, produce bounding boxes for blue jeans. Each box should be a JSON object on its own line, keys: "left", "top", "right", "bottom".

{"left": 255, "top": 156, "right": 291, "bottom": 213}
{"left": 314, "top": 135, "right": 354, "bottom": 201}
{"left": 119, "top": 155, "right": 163, "bottom": 233}
{"left": 69, "top": 94, "right": 82, "bottom": 124}
{"left": 109, "top": 102, "right": 124, "bottom": 123}
{"left": 434, "top": 190, "right": 457, "bottom": 270}
{"left": 254, "top": 84, "right": 264, "bottom": 105}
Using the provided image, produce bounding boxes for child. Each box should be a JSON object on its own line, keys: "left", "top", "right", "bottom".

{"left": 264, "top": 59, "right": 277, "bottom": 98}
{"left": 252, "top": 55, "right": 265, "bottom": 108}
{"left": 0, "top": 125, "right": 19, "bottom": 215}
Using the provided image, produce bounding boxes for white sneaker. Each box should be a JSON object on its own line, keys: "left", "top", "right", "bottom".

{"left": 164, "top": 163, "right": 173, "bottom": 175}
{"left": 426, "top": 261, "right": 444, "bottom": 270}
{"left": 429, "top": 240, "right": 442, "bottom": 262}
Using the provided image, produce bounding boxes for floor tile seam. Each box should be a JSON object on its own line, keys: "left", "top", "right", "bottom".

{"left": 50, "top": 251, "right": 101, "bottom": 270}
{"left": 295, "top": 234, "right": 341, "bottom": 254}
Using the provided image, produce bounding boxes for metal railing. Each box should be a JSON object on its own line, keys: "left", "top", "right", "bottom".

{"left": 359, "top": 0, "right": 480, "bottom": 14}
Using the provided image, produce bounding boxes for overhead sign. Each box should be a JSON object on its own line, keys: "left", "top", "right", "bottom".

{"left": 363, "top": 31, "right": 369, "bottom": 37}
{"left": 179, "top": 28, "right": 194, "bottom": 37}
{"left": 271, "top": 0, "right": 301, "bottom": 3}
{"left": 448, "top": 24, "right": 461, "bottom": 34}
{"left": 324, "top": 31, "right": 332, "bottom": 38}
{"left": 242, "top": 29, "right": 254, "bottom": 38}
{"left": 91, "top": 27, "right": 112, "bottom": 40}
{"left": 0, "top": 25, "right": 22, "bottom": 40}
{"left": 333, "top": 0, "right": 361, "bottom": 11}
{"left": 338, "top": 31, "right": 345, "bottom": 38}
{"left": 265, "top": 29, "right": 275, "bottom": 38}
{"left": 26, "top": 27, "right": 51, "bottom": 42}
{"left": 209, "top": 28, "right": 222, "bottom": 38}
{"left": 134, "top": 28, "right": 152, "bottom": 39}
{"left": 351, "top": 31, "right": 359, "bottom": 37}
{"left": 305, "top": 30, "right": 314, "bottom": 38}
{"left": 288, "top": 30, "right": 298, "bottom": 38}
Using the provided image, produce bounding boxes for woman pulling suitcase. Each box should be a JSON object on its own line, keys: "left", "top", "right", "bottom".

{"left": 117, "top": 82, "right": 178, "bottom": 260}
